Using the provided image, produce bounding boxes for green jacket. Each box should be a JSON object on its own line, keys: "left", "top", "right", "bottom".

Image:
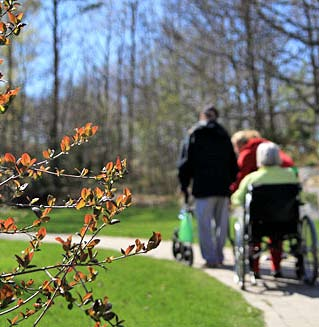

{"left": 231, "top": 166, "right": 299, "bottom": 206}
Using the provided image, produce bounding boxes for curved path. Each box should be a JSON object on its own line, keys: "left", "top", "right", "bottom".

{"left": 2, "top": 233, "right": 319, "bottom": 327}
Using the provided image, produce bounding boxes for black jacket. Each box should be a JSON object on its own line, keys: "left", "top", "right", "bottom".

{"left": 178, "top": 120, "right": 238, "bottom": 198}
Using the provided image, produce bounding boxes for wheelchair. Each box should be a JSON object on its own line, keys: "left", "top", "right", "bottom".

{"left": 233, "top": 183, "right": 318, "bottom": 290}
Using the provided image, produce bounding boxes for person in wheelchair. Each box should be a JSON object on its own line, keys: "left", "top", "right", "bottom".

{"left": 231, "top": 142, "right": 299, "bottom": 279}
{"left": 230, "top": 129, "right": 295, "bottom": 193}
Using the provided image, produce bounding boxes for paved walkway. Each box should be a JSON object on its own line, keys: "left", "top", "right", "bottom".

{"left": 2, "top": 233, "right": 319, "bottom": 327}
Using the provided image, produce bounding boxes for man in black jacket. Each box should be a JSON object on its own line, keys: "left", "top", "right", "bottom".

{"left": 178, "top": 105, "right": 238, "bottom": 267}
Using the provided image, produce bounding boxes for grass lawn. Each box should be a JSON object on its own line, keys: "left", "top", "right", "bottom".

{"left": 0, "top": 203, "right": 195, "bottom": 241}
{"left": 2, "top": 204, "right": 319, "bottom": 244}
{"left": 0, "top": 240, "right": 264, "bottom": 327}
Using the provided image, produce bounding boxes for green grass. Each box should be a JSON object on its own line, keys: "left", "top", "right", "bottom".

{"left": 0, "top": 240, "right": 264, "bottom": 327}
{"left": 2, "top": 204, "right": 318, "bottom": 245}
{"left": 0, "top": 204, "right": 198, "bottom": 241}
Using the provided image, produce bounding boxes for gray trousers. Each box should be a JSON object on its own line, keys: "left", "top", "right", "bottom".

{"left": 195, "top": 196, "right": 229, "bottom": 264}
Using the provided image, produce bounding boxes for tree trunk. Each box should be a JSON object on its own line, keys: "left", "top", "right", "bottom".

{"left": 127, "top": 0, "right": 138, "bottom": 168}
{"left": 242, "top": 0, "right": 261, "bottom": 130}
{"left": 50, "top": 0, "right": 60, "bottom": 150}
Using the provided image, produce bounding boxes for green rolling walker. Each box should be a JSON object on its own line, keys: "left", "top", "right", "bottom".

{"left": 172, "top": 193, "right": 194, "bottom": 266}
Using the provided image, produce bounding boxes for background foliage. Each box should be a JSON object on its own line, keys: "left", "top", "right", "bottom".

{"left": 2, "top": 0, "right": 319, "bottom": 197}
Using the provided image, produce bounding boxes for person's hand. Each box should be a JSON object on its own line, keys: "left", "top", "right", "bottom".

{"left": 181, "top": 187, "right": 189, "bottom": 205}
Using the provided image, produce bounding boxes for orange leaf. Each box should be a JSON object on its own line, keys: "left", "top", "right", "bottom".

{"left": 116, "top": 194, "right": 126, "bottom": 207}
{"left": 124, "top": 244, "right": 135, "bottom": 256}
{"left": 84, "top": 122, "right": 93, "bottom": 135}
{"left": 26, "top": 279, "right": 34, "bottom": 286}
{"left": 115, "top": 156, "right": 122, "bottom": 171}
{"left": 79, "top": 226, "right": 86, "bottom": 238}
{"left": 105, "top": 161, "right": 113, "bottom": 172}
{"left": 4, "top": 217, "right": 15, "bottom": 230}
{"left": 124, "top": 187, "right": 131, "bottom": 197}
{"left": 76, "top": 199, "right": 86, "bottom": 210}
{"left": 43, "top": 207, "right": 52, "bottom": 216}
{"left": 94, "top": 187, "right": 104, "bottom": 199}
{"left": 74, "top": 271, "right": 86, "bottom": 281}
{"left": 84, "top": 214, "right": 94, "bottom": 225}
{"left": 135, "top": 239, "right": 145, "bottom": 252}
{"left": 4, "top": 152, "right": 16, "bottom": 163}
{"left": 55, "top": 236, "right": 72, "bottom": 251}
{"left": 20, "top": 152, "right": 34, "bottom": 166}
{"left": 7, "top": 12, "right": 17, "bottom": 24}
{"left": 81, "top": 188, "right": 91, "bottom": 200}
{"left": 25, "top": 251, "right": 34, "bottom": 266}
{"left": 87, "top": 239, "right": 100, "bottom": 249}
{"left": 146, "top": 232, "right": 162, "bottom": 251}
{"left": 32, "top": 219, "right": 41, "bottom": 227}
{"left": 6, "top": 87, "right": 19, "bottom": 97}
{"left": 106, "top": 201, "right": 117, "bottom": 214}
{"left": 60, "top": 135, "right": 71, "bottom": 152}
{"left": 25, "top": 309, "right": 36, "bottom": 317}
{"left": 82, "top": 292, "right": 93, "bottom": 303}
{"left": 47, "top": 195, "right": 56, "bottom": 207}
{"left": 16, "top": 12, "right": 24, "bottom": 22}
{"left": 55, "top": 237, "right": 64, "bottom": 244}
{"left": 42, "top": 280, "right": 53, "bottom": 292}
{"left": 10, "top": 315, "right": 19, "bottom": 325}
{"left": 69, "top": 281, "right": 78, "bottom": 287}
{"left": 36, "top": 227, "right": 46, "bottom": 240}
{"left": 91, "top": 125, "right": 98, "bottom": 135}
{"left": 0, "top": 23, "right": 6, "bottom": 33}
{"left": 42, "top": 150, "right": 50, "bottom": 159}
{"left": 124, "top": 194, "right": 132, "bottom": 206}
{"left": 0, "top": 284, "right": 14, "bottom": 301}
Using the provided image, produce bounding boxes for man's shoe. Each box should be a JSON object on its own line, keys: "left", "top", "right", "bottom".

{"left": 202, "top": 262, "right": 222, "bottom": 269}
{"left": 254, "top": 272, "right": 261, "bottom": 279}
{"left": 271, "top": 270, "right": 283, "bottom": 278}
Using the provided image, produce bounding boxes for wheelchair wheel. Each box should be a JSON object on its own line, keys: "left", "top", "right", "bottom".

{"left": 300, "top": 215, "right": 318, "bottom": 285}
{"left": 233, "top": 221, "right": 246, "bottom": 289}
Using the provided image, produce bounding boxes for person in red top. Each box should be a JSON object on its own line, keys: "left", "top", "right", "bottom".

{"left": 230, "top": 130, "right": 295, "bottom": 193}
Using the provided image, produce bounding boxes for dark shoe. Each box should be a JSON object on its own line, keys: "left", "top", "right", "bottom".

{"left": 202, "top": 262, "right": 221, "bottom": 269}
{"left": 295, "top": 255, "right": 304, "bottom": 279}
{"left": 254, "top": 272, "right": 261, "bottom": 279}
{"left": 271, "top": 270, "right": 283, "bottom": 278}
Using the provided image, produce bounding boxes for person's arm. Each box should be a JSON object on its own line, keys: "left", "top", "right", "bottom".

{"left": 279, "top": 150, "right": 294, "bottom": 167}
{"left": 230, "top": 150, "right": 255, "bottom": 193}
{"left": 229, "top": 139, "right": 239, "bottom": 183}
{"left": 177, "top": 135, "right": 192, "bottom": 193}
{"left": 231, "top": 173, "right": 253, "bottom": 206}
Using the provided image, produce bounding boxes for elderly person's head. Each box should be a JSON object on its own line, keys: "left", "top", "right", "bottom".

{"left": 256, "top": 142, "right": 282, "bottom": 167}
{"left": 231, "top": 129, "right": 261, "bottom": 154}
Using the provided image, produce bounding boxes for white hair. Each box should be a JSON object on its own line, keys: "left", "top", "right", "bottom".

{"left": 256, "top": 142, "right": 281, "bottom": 167}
